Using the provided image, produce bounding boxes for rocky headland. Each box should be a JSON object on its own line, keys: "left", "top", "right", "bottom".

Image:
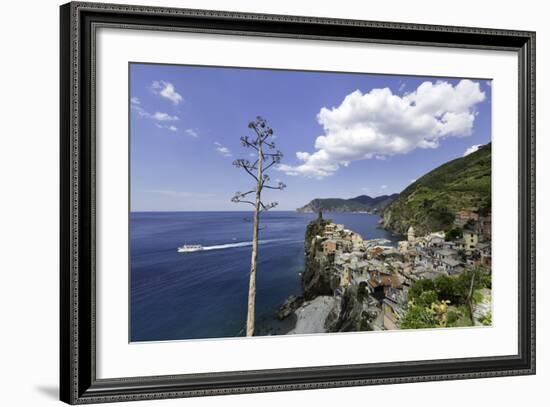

{"left": 276, "top": 215, "right": 389, "bottom": 334}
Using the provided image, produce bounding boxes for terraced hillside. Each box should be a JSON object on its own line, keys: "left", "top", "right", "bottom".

{"left": 382, "top": 143, "right": 491, "bottom": 235}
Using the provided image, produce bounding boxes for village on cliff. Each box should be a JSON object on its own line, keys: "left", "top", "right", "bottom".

{"left": 277, "top": 210, "right": 492, "bottom": 333}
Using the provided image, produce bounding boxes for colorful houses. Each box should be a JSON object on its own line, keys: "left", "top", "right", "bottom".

{"left": 322, "top": 239, "right": 338, "bottom": 255}
{"left": 311, "top": 217, "right": 490, "bottom": 331}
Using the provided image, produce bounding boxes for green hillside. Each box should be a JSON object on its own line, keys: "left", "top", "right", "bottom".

{"left": 382, "top": 143, "right": 491, "bottom": 235}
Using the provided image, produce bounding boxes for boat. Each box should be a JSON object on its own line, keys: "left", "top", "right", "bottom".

{"left": 177, "top": 244, "right": 203, "bottom": 253}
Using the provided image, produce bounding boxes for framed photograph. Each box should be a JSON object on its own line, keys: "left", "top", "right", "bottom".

{"left": 60, "top": 1, "right": 535, "bottom": 404}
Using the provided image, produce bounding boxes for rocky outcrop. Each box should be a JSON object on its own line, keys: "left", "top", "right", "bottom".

{"left": 275, "top": 295, "right": 303, "bottom": 320}
{"left": 325, "top": 283, "right": 379, "bottom": 332}
{"left": 302, "top": 248, "right": 338, "bottom": 300}
{"left": 278, "top": 217, "right": 379, "bottom": 334}
{"left": 301, "top": 216, "right": 338, "bottom": 300}
{"left": 287, "top": 296, "right": 338, "bottom": 335}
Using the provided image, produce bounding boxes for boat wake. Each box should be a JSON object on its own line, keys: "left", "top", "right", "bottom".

{"left": 178, "top": 239, "right": 290, "bottom": 253}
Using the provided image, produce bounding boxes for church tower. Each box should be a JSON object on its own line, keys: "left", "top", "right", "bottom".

{"left": 407, "top": 225, "right": 415, "bottom": 243}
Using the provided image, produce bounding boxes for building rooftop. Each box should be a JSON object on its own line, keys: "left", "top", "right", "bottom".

{"left": 436, "top": 248, "right": 458, "bottom": 256}
{"left": 443, "top": 258, "right": 461, "bottom": 267}
{"left": 419, "top": 271, "right": 444, "bottom": 280}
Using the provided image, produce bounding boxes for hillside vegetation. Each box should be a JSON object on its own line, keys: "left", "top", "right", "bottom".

{"left": 382, "top": 143, "right": 491, "bottom": 235}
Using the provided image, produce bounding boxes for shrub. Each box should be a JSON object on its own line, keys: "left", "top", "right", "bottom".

{"left": 399, "top": 304, "right": 437, "bottom": 329}
{"left": 417, "top": 290, "right": 438, "bottom": 308}
{"left": 479, "top": 311, "right": 492, "bottom": 326}
{"left": 446, "top": 309, "right": 460, "bottom": 325}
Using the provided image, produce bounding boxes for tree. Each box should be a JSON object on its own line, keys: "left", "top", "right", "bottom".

{"left": 408, "top": 279, "right": 435, "bottom": 303}
{"left": 445, "top": 227, "right": 462, "bottom": 242}
{"left": 231, "top": 116, "right": 286, "bottom": 336}
{"left": 432, "top": 275, "right": 456, "bottom": 303}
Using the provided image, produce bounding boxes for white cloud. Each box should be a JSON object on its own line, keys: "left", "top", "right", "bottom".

{"left": 131, "top": 103, "right": 149, "bottom": 118}
{"left": 214, "top": 142, "right": 232, "bottom": 157}
{"left": 278, "top": 79, "right": 486, "bottom": 178}
{"left": 152, "top": 112, "right": 179, "bottom": 121}
{"left": 185, "top": 129, "right": 199, "bottom": 138}
{"left": 155, "top": 124, "right": 178, "bottom": 132}
{"left": 410, "top": 178, "right": 417, "bottom": 183}
{"left": 398, "top": 82, "right": 406, "bottom": 93}
{"left": 151, "top": 81, "right": 183, "bottom": 105}
{"left": 381, "top": 185, "right": 388, "bottom": 190}
{"left": 132, "top": 103, "right": 179, "bottom": 122}
{"left": 463, "top": 144, "right": 482, "bottom": 157}
{"left": 130, "top": 97, "right": 140, "bottom": 105}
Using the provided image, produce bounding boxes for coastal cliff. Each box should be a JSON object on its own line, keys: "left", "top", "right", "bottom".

{"left": 302, "top": 216, "right": 337, "bottom": 300}
{"left": 277, "top": 216, "right": 382, "bottom": 334}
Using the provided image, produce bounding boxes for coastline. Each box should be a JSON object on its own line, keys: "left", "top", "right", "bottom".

{"left": 273, "top": 211, "right": 492, "bottom": 334}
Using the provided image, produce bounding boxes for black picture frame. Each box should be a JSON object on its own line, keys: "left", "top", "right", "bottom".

{"left": 60, "top": 2, "right": 536, "bottom": 404}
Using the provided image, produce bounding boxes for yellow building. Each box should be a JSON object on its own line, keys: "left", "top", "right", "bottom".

{"left": 463, "top": 229, "right": 478, "bottom": 250}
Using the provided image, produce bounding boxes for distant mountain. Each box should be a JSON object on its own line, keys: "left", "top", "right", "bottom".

{"left": 296, "top": 194, "right": 399, "bottom": 214}
{"left": 350, "top": 194, "right": 400, "bottom": 209}
{"left": 382, "top": 143, "right": 491, "bottom": 235}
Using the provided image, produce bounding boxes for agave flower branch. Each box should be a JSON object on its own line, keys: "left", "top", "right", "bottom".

{"left": 231, "top": 116, "right": 286, "bottom": 336}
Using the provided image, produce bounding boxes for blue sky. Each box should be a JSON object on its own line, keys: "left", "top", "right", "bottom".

{"left": 130, "top": 63, "right": 491, "bottom": 211}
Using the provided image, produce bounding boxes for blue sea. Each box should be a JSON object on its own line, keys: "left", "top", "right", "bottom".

{"left": 130, "top": 211, "right": 401, "bottom": 342}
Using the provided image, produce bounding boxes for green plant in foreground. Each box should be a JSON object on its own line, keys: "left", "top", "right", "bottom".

{"left": 479, "top": 311, "right": 492, "bottom": 326}
{"left": 401, "top": 267, "right": 491, "bottom": 329}
{"left": 399, "top": 299, "right": 451, "bottom": 329}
